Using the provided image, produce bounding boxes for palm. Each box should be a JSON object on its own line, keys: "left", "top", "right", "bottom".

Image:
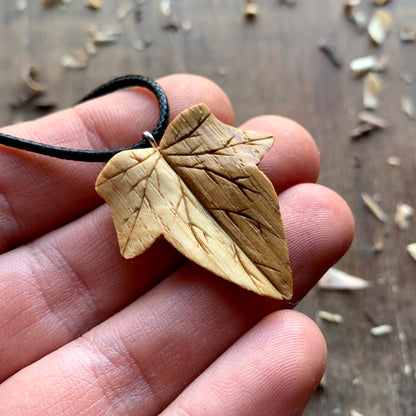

{"left": 0, "top": 75, "right": 353, "bottom": 415}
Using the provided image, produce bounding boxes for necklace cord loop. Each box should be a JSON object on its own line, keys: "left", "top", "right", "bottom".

{"left": 0, "top": 75, "right": 169, "bottom": 162}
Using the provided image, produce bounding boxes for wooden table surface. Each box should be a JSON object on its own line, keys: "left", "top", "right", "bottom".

{"left": 1, "top": 1, "right": 415, "bottom": 415}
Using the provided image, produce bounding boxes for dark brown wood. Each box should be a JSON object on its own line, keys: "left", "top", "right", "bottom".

{"left": 0, "top": 1, "right": 414, "bottom": 414}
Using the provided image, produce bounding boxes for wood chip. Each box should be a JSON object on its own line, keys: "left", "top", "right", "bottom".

{"left": 318, "top": 310, "right": 344, "bottom": 324}
{"left": 61, "top": 50, "right": 89, "bottom": 69}
{"left": 42, "top": 0, "right": 61, "bottom": 7}
{"left": 363, "top": 73, "right": 382, "bottom": 110}
{"left": 161, "top": 17, "right": 180, "bottom": 31}
{"left": 343, "top": 0, "right": 360, "bottom": 17}
{"left": 318, "top": 268, "right": 369, "bottom": 290}
{"left": 395, "top": 204, "right": 414, "bottom": 230}
{"left": 350, "top": 409, "right": 364, "bottom": 416}
{"left": 407, "top": 243, "right": 416, "bottom": 261}
{"left": 401, "top": 95, "right": 416, "bottom": 119}
{"left": 89, "top": 25, "right": 121, "bottom": 45}
{"left": 181, "top": 20, "right": 193, "bottom": 32}
{"left": 160, "top": 0, "right": 171, "bottom": 17}
{"left": 361, "top": 192, "right": 388, "bottom": 222}
{"left": 16, "top": 0, "right": 28, "bottom": 11}
{"left": 350, "top": 55, "right": 377, "bottom": 77}
{"left": 400, "top": 25, "right": 416, "bottom": 42}
{"left": 368, "top": 10, "right": 392, "bottom": 45}
{"left": 387, "top": 156, "right": 402, "bottom": 166}
{"left": 22, "top": 65, "right": 47, "bottom": 95}
{"left": 96, "top": 104, "right": 292, "bottom": 300}
{"left": 117, "top": 3, "right": 134, "bottom": 20}
{"left": 371, "top": 324, "right": 393, "bottom": 336}
{"left": 243, "top": 1, "right": 258, "bottom": 19}
{"left": 343, "top": 0, "right": 367, "bottom": 31}
{"left": 86, "top": 0, "right": 102, "bottom": 10}
{"left": 349, "top": 123, "right": 376, "bottom": 139}
{"left": 85, "top": 41, "right": 98, "bottom": 56}
{"left": 350, "top": 55, "right": 389, "bottom": 77}
{"left": 373, "top": 233, "right": 384, "bottom": 253}
{"left": 372, "top": 0, "right": 391, "bottom": 5}
{"left": 358, "top": 111, "right": 387, "bottom": 129}
{"left": 133, "top": 37, "right": 152, "bottom": 51}
{"left": 318, "top": 39, "right": 342, "bottom": 68}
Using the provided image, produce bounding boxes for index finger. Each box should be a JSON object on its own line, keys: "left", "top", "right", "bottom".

{"left": 0, "top": 74, "right": 234, "bottom": 253}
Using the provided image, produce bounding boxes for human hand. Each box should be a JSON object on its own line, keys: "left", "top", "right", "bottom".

{"left": 0, "top": 74, "right": 354, "bottom": 415}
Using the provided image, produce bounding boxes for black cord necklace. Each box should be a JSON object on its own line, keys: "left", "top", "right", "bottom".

{"left": 0, "top": 74, "right": 294, "bottom": 300}
{"left": 0, "top": 75, "right": 169, "bottom": 162}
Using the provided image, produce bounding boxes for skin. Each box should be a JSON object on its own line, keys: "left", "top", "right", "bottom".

{"left": 0, "top": 74, "right": 354, "bottom": 415}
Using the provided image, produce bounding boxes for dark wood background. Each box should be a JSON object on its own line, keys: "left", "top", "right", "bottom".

{"left": 1, "top": 1, "right": 415, "bottom": 415}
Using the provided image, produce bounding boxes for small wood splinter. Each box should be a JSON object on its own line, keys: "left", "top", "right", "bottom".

{"left": 96, "top": 104, "right": 293, "bottom": 300}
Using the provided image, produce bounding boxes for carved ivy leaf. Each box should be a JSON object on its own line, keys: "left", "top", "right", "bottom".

{"left": 95, "top": 104, "right": 292, "bottom": 300}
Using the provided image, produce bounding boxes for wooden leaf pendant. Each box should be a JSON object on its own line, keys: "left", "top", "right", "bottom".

{"left": 95, "top": 104, "right": 292, "bottom": 300}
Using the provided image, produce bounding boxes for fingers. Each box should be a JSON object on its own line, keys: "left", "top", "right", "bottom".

{"left": 0, "top": 74, "right": 234, "bottom": 253}
{"left": 0, "top": 277, "right": 326, "bottom": 416}
{"left": 162, "top": 311, "right": 326, "bottom": 416}
{"left": 0, "top": 182, "right": 352, "bottom": 391}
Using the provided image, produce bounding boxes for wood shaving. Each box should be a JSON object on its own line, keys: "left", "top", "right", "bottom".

{"left": 361, "top": 192, "right": 388, "bottom": 222}
{"left": 243, "top": 1, "right": 258, "bottom": 19}
{"left": 352, "top": 377, "right": 362, "bottom": 385}
{"left": 86, "top": 0, "right": 102, "bottom": 10}
{"left": 117, "top": 3, "right": 134, "bottom": 20}
{"left": 373, "top": 233, "right": 384, "bottom": 253}
{"left": 350, "top": 56, "right": 377, "bottom": 77}
{"left": 61, "top": 50, "right": 89, "bottom": 69}
{"left": 395, "top": 203, "right": 414, "bottom": 230}
{"left": 358, "top": 111, "right": 387, "bottom": 129}
{"left": 217, "top": 66, "right": 228, "bottom": 77}
{"left": 368, "top": 10, "right": 392, "bottom": 46}
{"left": 89, "top": 25, "right": 121, "bottom": 45}
{"left": 400, "top": 25, "right": 416, "bottom": 42}
{"left": 16, "top": 0, "right": 28, "bottom": 11}
{"left": 22, "top": 65, "right": 47, "bottom": 95}
{"left": 349, "top": 123, "right": 376, "bottom": 139}
{"left": 161, "top": 17, "right": 180, "bottom": 31}
{"left": 343, "top": 0, "right": 360, "bottom": 17}
{"left": 160, "top": 0, "right": 171, "bottom": 17}
{"left": 133, "top": 37, "right": 152, "bottom": 51}
{"left": 42, "top": 0, "right": 61, "bottom": 7}
{"left": 182, "top": 20, "right": 193, "bottom": 32}
{"left": 407, "top": 243, "right": 416, "bottom": 261}
{"left": 371, "top": 324, "right": 393, "bottom": 336}
{"left": 318, "top": 310, "right": 344, "bottom": 324}
{"left": 318, "top": 39, "right": 342, "bottom": 68}
{"left": 85, "top": 41, "right": 98, "bottom": 56}
{"left": 318, "top": 268, "right": 369, "bottom": 290}
{"left": 363, "top": 73, "right": 382, "bottom": 110}
{"left": 387, "top": 156, "right": 402, "bottom": 166}
{"left": 401, "top": 95, "right": 416, "bottom": 119}
{"left": 372, "top": 0, "right": 391, "bottom": 5}
{"left": 350, "top": 55, "right": 389, "bottom": 77}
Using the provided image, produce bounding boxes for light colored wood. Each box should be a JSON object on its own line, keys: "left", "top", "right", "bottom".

{"left": 96, "top": 104, "right": 292, "bottom": 300}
